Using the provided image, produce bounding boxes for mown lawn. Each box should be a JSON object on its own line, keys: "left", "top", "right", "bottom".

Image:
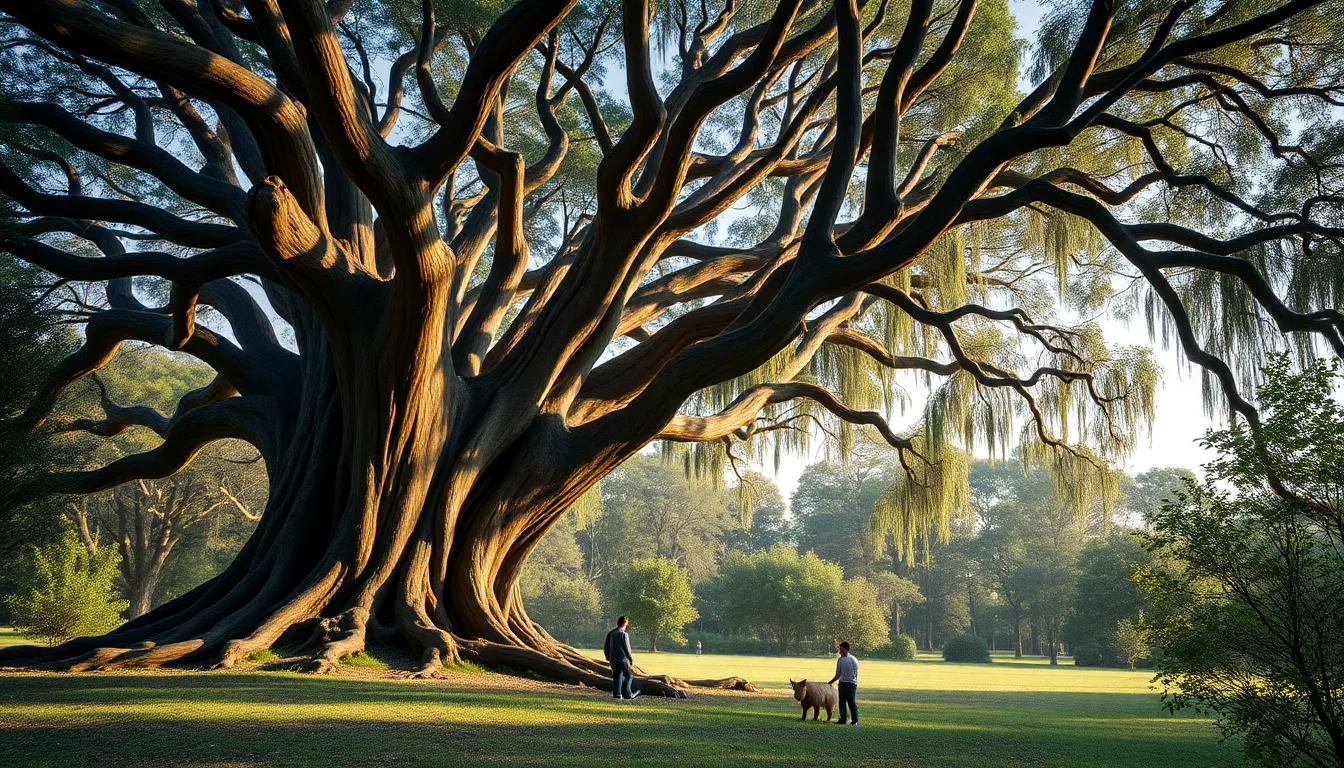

{"left": 0, "top": 633, "right": 1236, "bottom": 768}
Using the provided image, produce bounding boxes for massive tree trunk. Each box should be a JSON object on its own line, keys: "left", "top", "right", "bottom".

{"left": 1, "top": 0, "right": 1340, "bottom": 700}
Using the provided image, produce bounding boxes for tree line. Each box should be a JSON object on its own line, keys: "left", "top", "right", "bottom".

{"left": 521, "top": 449, "right": 1190, "bottom": 667}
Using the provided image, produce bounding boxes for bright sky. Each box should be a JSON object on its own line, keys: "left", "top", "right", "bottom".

{"left": 745, "top": 0, "right": 1219, "bottom": 502}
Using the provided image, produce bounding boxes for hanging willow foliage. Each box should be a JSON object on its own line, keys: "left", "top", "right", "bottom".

{"left": 871, "top": 439, "right": 971, "bottom": 566}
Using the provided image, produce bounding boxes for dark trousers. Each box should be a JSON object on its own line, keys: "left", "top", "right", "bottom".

{"left": 838, "top": 682, "right": 859, "bottom": 722}
{"left": 611, "top": 659, "right": 634, "bottom": 699}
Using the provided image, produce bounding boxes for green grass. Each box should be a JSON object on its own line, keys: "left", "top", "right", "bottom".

{"left": 243, "top": 648, "right": 281, "bottom": 664}
{"left": 0, "top": 627, "right": 41, "bottom": 650}
{"left": 340, "top": 651, "right": 389, "bottom": 671}
{"left": 0, "top": 636, "right": 1237, "bottom": 768}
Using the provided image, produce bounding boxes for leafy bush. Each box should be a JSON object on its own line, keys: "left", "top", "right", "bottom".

{"left": 6, "top": 531, "right": 127, "bottom": 645}
{"left": 942, "top": 633, "right": 990, "bottom": 663}
{"left": 871, "top": 634, "right": 918, "bottom": 660}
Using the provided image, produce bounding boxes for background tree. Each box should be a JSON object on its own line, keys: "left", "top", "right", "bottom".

{"left": 1111, "top": 615, "right": 1149, "bottom": 670}
{"left": 714, "top": 544, "right": 842, "bottom": 653}
{"left": 905, "top": 530, "right": 973, "bottom": 651}
{"left": 593, "top": 456, "right": 733, "bottom": 583}
{"left": 818, "top": 575, "right": 890, "bottom": 651}
{"left": 790, "top": 458, "right": 891, "bottom": 576}
{"left": 611, "top": 557, "right": 699, "bottom": 652}
{"left": 722, "top": 471, "right": 793, "bottom": 555}
{"left": 520, "top": 512, "right": 604, "bottom": 640}
{"left": 520, "top": 571, "right": 602, "bottom": 639}
{"left": 6, "top": 531, "right": 127, "bottom": 645}
{"left": 1065, "top": 533, "right": 1155, "bottom": 667}
{"left": 0, "top": 253, "right": 84, "bottom": 622}
{"left": 869, "top": 570, "right": 924, "bottom": 637}
{"left": 1, "top": 0, "right": 1341, "bottom": 698}
{"left": 1124, "top": 467, "right": 1196, "bottom": 523}
{"left": 1142, "top": 358, "right": 1344, "bottom": 767}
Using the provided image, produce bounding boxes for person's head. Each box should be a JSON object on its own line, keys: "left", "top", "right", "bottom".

{"left": 617, "top": 616, "right": 628, "bottom": 629}
{"left": 839, "top": 641, "right": 850, "bottom": 656}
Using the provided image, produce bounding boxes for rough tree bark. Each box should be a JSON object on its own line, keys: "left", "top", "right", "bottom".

{"left": 0, "top": 0, "right": 1342, "bottom": 701}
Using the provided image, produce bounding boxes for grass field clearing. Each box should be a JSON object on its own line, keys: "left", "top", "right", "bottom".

{"left": 0, "top": 633, "right": 1236, "bottom": 767}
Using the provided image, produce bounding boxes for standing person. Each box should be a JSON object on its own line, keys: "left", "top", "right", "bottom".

{"left": 603, "top": 616, "right": 639, "bottom": 700}
{"left": 696, "top": 639, "right": 702, "bottom": 657}
{"left": 828, "top": 641, "right": 860, "bottom": 726}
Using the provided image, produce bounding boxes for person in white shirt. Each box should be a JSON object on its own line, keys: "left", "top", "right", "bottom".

{"left": 827, "top": 641, "right": 860, "bottom": 726}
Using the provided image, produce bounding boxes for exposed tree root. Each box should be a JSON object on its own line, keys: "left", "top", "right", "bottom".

{"left": 296, "top": 608, "right": 369, "bottom": 673}
{"left": 0, "top": 625, "right": 756, "bottom": 697}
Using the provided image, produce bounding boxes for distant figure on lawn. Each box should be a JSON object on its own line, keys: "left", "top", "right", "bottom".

{"left": 828, "top": 642, "right": 860, "bottom": 726}
{"left": 603, "top": 616, "right": 639, "bottom": 700}
{"left": 696, "top": 640, "right": 702, "bottom": 656}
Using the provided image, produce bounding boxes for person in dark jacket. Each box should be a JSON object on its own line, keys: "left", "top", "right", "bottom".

{"left": 603, "top": 616, "right": 639, "bottom": 700}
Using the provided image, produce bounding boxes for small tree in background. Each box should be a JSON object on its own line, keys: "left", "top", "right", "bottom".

{"left": 870, "top": 572, "right": 925, "bottom": 638}
{"left": 612, "top": 558, "right": 698, "bottom": 652}
{"left": 7, "top": 531, "right": 127, "bottom": 645}
{"left": 819, "top": 577, "right": 890, "bottom": 652}
{"left": 715, "top": 545, "right": 842, "bottom": 654}
{"left": 1066, "top": 534, "right": 1155, "bottom": 668}
{"left": 1112, "top": 616, "right": 1149, "bottom": 670}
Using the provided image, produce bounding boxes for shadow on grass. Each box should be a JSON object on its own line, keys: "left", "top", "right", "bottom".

{"left": 0, "top": 673, "right": 1240, "bottom": 768}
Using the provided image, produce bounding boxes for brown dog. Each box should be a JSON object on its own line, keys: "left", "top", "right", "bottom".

{"left": 789, "top": 678, "right": 836, "bottom": 721}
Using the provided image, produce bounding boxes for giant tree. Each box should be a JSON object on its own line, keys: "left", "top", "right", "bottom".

{"left": 2, "top": 0, "right": 1343, "bottom": 699}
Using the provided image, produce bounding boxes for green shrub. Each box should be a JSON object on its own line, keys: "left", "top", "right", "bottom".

{"left": 871, "top": 634, "right": 918, "bottom": 660}
{"left": 6, "top": 531, "right": 127, "bottom": 645}
{"left": 942, "top": 633, "right": 990, "bottom": 663}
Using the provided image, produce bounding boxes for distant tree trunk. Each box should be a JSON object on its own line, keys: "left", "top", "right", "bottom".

{"left": 123, "top": 563, "right": 164, "bottom": 620}
{"left": 893, "top": 604, "right": 901, "bottom": 637}
{"left": 1013, "top": 614, "right": 1023, "bottom": 659}
{"left": 1030, "top": 622, "right": 1039, "bottom": 656}
{"left": 650, "top": 635, "right": 657, "bottom": 652}
{"left": 966, "top": 580, "right": 977, "bottom": 636}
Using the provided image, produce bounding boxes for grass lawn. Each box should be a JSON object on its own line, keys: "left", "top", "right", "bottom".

{"left": 0, "top": 632, "right": 1236, "bottom": 768}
